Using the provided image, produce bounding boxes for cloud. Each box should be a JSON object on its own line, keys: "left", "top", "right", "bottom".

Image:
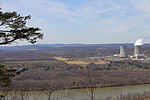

{"left": 3, "top": 0, "right": 76, "bottom": 16}
{"left": 3, "top": 0, "right": 135, "bottom": 20}
{"left": 3, "top": 0, "right": 137, "bottom": 21}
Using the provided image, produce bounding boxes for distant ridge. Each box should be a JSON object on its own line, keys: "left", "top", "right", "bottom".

{"left": 0, "top": 43, "right": 150, "bottom": 50}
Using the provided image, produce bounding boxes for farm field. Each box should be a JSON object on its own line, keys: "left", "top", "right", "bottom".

{"left": 54, "top": 57, "right": 109, "bottom": 65}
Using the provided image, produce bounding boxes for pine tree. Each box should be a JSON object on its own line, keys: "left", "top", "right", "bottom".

{"left": 0, "top": 8, "right": 43, "bottom": 86}
{"left": 0, "top": 8, "right": 43, "bottom": 45}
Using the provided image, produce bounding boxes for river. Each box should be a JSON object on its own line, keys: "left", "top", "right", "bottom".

{"left": 2, "top": 84, "right": 150, "bottom": 100}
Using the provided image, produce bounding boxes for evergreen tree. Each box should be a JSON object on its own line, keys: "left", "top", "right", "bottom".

{"left": 0, "top": 8, "right": 43, "bottom": 86}
{"left": 0, "top": 8, "right": 43, "bottom": 45}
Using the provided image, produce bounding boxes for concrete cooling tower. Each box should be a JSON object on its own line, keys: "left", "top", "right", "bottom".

{"left": 134, "top": 46, "right": 142, "bottom": 56}
{"left": 119, "top": 46, "right": 127, "bottom": 58}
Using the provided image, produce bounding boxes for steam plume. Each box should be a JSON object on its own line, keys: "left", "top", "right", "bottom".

{"left": 134, "top": 38, "right": 144, "bottom": 46}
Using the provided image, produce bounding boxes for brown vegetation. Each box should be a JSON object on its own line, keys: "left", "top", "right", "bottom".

{"left": 54, "top": 57, "right": 108, "bottom": 66}
{"left": 3, "top": 70, "right": 148, "bottom": 91}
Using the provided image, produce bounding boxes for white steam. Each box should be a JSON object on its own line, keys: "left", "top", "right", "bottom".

{"left": 134, "top": 38, "right": 144, "bottom": 46}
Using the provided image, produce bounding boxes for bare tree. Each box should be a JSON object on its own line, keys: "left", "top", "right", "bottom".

{"left": 83, "top": 70, "right": 99, "bottom": 100}
{"left": 43, "top": 80, "right": 58, "bottom": 100}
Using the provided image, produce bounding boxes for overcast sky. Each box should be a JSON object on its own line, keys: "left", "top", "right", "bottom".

{"left": 2, "top": 0, "right": 150, "bottom": 44}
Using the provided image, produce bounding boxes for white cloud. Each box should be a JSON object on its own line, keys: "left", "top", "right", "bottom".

{"left": 3, "top": 0, "right": 136, "bottom": 21}
{"left": 3, "top": 0, "right": 76, "bottom": 16}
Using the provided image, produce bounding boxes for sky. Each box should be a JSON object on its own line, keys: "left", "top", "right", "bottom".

{"left": 1, "top": 0, "right": 150, "bottom": 45}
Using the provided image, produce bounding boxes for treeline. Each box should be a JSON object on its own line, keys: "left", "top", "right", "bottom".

{"left": 4, "top": 70, "right": 149, "bottom": 91}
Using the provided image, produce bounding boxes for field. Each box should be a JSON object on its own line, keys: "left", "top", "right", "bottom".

{"left": 54, "top": 57, "right": 108, "bottom": 65}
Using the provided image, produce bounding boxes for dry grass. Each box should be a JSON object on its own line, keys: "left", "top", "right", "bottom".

{"left": 53, "top": 57, "right": 70, "bottom": 61}
{"left": 94, "top": 61, "right": 108, "bottom": 64}
{"left": 54, "top": 57, "right": 108, "bottom": 65}
{"left": 65, "top": 60, "right": 90, "bottom": 65}
{"left": 65, "top": 60, "right": 108, "bottom": 65}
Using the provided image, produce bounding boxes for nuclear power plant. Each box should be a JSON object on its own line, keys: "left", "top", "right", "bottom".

{"left": 95, "top": 38, "right": 147, "bottom": 61}
{"left": 118, "top": 45, "right": 145, "bottom": 60}
{"left": 119, "top": 46, "right": 127, "bottom": 58}
{"left": 118, "top": 38, "right": 146, "bottom": 60}
{"left": 134, "top": 46, "right": 142, "bottom": 56}
{"left": 132, "top": 38, "right": 145, "bottom": 60}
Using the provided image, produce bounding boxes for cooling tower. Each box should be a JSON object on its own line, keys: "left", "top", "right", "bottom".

{"left": 134, "top": 46, "right": 142, "bottom": 56}
{"left": 119, "top": 46, "right": 127, "bottom": 58}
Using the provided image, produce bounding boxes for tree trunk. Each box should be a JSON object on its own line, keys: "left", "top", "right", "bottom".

{"left": 48, "top": 91, "right": 53, "bottom": 100}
